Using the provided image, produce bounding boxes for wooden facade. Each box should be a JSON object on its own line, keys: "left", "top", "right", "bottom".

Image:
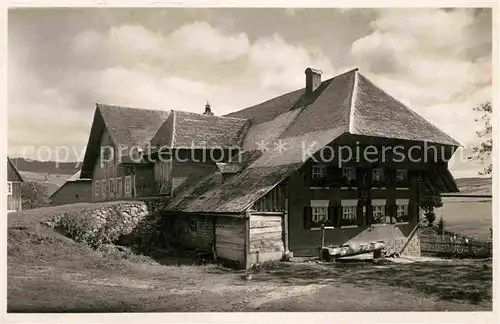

{"left": 7, "top": 158, "right": 24, "bottom": 212}
{"left": 50, "top": 181, "right": 93, "bottom": 206}
{"left": 7, "top": 181, "right": 22, "bottom": 212}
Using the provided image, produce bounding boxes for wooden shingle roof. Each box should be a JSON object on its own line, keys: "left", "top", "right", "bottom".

{"left": 7, "top": 158, "right": 24, "bottom": 182}
{"left": 169, "top": 68, "right": 460, "bottom": 213}
{"left": 151, "top": 110, "right": 250, "bottom": 148}
{"left": 81, "top": 104, "right": 171, "bottom": 178}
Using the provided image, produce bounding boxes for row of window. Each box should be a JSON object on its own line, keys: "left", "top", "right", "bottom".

{"left": 311, "top": 166, "right": 408, "bottom": 184}
{"left": 308, "top": 199, "right": 410, "bottom": 228}
{"left": 7, "top": 182, "right": 12, "bottom": 196}
{"left": 94, "top": 176, "right": 132, "bottom": 198}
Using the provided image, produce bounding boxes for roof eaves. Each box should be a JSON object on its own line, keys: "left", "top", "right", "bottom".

{"left": 239, "top": 162, "right": 303, "bottom": 213}
{"left": 171, "top": 110, "right": 177, "bottom": 148}
{"left": 96, "top": 103, "right": 120, "bottom": 148}
{"left": 7, "top": 157, "right": 24, "bottom": 182}
{"left": 348, "top": 68, "right": 359, "bottom": 133}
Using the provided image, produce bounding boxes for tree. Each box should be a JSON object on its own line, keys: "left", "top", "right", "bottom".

{"left": 21, "top": 181, "right": 50, "bottom": 210}
{"left": 470, "top": 102, "right": 492, "bottom": 175}
{"left": 437, "top": 217, "right": 445, "bottom": 235}
{"left": 419, "top": 193, "right": 443, "bottom": 226}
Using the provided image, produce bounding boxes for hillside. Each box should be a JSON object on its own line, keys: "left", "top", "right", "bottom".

{"left": 454, "top": 177, "right": 492, "bottom": 195}
{"left": 8, "top": 204, "right": 492, "bottom": 312}
{"left": 10, "top": 158, "right": 80, "bottom": 175}
{"left": 19, "top": 171, "right": 72, "bottom": 196}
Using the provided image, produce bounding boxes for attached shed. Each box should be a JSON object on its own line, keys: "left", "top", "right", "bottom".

{"left": 7, "top": 157, "right": 24, "bottom": 212}
{"left": 50, "top": 171, "right": 93, "bottom": 206}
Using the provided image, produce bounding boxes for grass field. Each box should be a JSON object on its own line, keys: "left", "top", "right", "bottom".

{"left": 7, "top": 204, "right": 492, "bottom": 312}
{"left": 19, "top": 171, "right": 72, "bottom": 196}
{"left": 436, "top": 199, "right": 492, "bottom": 241}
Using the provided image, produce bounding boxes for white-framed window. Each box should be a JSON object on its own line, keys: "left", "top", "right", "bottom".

{"left": 312, "top": 207, "right": 328, "bottom": 222}
{"left": 396, "top": 169, "right": 408, "bottom": 184}
{"left": 312, "top": 165, "right": 326, "bottom": 180}
{"left": 7, "top": 182, "right": 12, "bottom": 196}
{"left": 94, "top": 180, "right": 100, "bottom": 197}
{"left": 395, "top": 199, "right": 410, "bottom": 223}
{"left": 124, "top": 176, "right": 132, "bottom": 194}
{"left": 311, "top": 200, "right": 329, "bottom": 223}
{"left": 396, "top": 205, "right": 407, "bottom": 217}
{"left": 341, "top": 200, "right": 358, "bottom": 226}
{"left": 101, "top": 180, "right": 107, "bottom": 197}
{"left": 372, "top": 199, "right": 387, "bottom": 224}
{"left": 342, "top": 167, "right": 356, "bottom": 182}
{"left": 116, "top": 177, "right": 122, "bottom": 197}
{"left": 372, "top": 168, "right": 384, "bottom": 183}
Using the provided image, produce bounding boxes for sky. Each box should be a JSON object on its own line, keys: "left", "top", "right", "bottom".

{"left": 7, "top": 8, "right": 492, "bottom": 178}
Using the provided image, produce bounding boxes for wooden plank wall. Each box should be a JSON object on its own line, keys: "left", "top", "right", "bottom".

{"left": 249, "top": 212, "right": 284, "bottom": 254}
{"left": 7, "top": 182, "right": 22, "bottom": 211}
{"left": 252, "top": 182, "right": 288, "bottom": 212}
{"left": 215, "top": 217, "right": 245, "bottom": 264}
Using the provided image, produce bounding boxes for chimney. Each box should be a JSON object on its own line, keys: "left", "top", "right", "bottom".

{"left": 204, "top": 101, "right": 214, "bottom": 116}
{"left": 305, "top": 67, "right": 322, "bottom": 94}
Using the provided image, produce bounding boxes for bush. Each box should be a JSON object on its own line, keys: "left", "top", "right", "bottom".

{"left": 437, "top": 217, "right": 445, "bottom": 234}
{"left": 47, "top": 202, "right": 149, "bottom": 249}
{"left": 21, "top": 181, "right": 50, "bottom": 210}
{"left": 425, "top": 211, "right": 436, "bottom": 226}
{"left": 131, "top": 212, "right": 182, "bottom": 255}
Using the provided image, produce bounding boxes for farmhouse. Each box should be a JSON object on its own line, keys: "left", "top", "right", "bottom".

{"left": 49, "top": 171, "right": 93, "bottom": 206}
{"left": 81, "top": 67, "right": 460, "bottom": 268}
{"left": 7, "top": 157, "right": 24, "bottom": 212}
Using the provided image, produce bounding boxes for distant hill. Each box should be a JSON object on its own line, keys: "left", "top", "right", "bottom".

{"left": 19, "top": 171, "right": 72, "bottom": 196}
{"left": 10, "top": 158, "right": 81, "bottom": 175}
{"left": 455, "top": 177, "right": 492, "bottom": 196}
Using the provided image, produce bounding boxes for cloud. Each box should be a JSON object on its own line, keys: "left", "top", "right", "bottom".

{"left": 9, "top": 17, "right": 334, "bottom": 160}
{"left": 8, "top": 8, "right": 492, "bottom": 178}
{"left": 349, "top": 8, "right": 492, "bottom": 155}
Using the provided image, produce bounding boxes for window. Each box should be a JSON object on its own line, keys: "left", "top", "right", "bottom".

{"left": 189, "top": 219, "right": 197, "bottom": 232}
{"left": 94, "top": 180, "right": 100, "bottom": 197}
{"left": 7, "top": 182, "right": 12, "bottom": 196}
{"left": 372, "top": 199, "right": 387, "bottom": 224}
{"left": 124, "top": 176, "right": 132, "bottom": 194}
{"left": 395, "top": 199, "right": 410, "bottom": 223}
{"left": 310, "top": 200, "right": 330, "bottom": 225}
{"left": 312, "top": 207, "right": 328, "bottom": 223}
{"left": 116, "top": 177, "right": 122, "bottom": 197}
{"left": 342, "top": 167, "right": 356, "bottom": 182}
{"left": 102, "top": 146, "right": 113, "bottom": 161}
{"left": 372, "top": 168, "right": 385, "bottom": 183}
{"left": 341, "top": 200, "right": 358, "bottom": 226}
{"left": 311, "top": 165, "right": 326, "bottom": 180}
{"left": 101, "top": 180, "right": 107, "bottom": 197}
{"left": 109, "top": 178, "right": 115, "bottom": 195}
{"left": 396, "top": 169, "right": 408, "bottom": 184}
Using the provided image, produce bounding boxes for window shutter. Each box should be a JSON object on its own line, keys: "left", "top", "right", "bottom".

{"left": 385, "top": 204, "right": 395, "bottom": 224}
{"left": 335, "top": 205, "right": 342, "bottom": 227}
{"left": 303, "top": 206, "right": 312, "bottom": 229}
{"left": 327, "top": 206, "right": 335, "bottom": 226}
{"left": 302, "top": 164, "right": 312, "bottom": 186}
{"left": 366, "top": 204, "right": 374, "bottom": 224}
{"left": 355, "top": 204, "right": 362, "bottom": 225}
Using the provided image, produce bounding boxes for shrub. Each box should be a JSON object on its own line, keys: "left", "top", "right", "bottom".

{"left": 131, "top": 212, "right": 182, "bottom": 255}
{"left": 437, "top": 217, "right": 445, "bottom": 235}
{"left": 21, "top": 181, "right": 50, "bottom": 209}
{"left": 425, "top": 211, "right": 436, "bottom": 226}
{"left": 47, "top": 202, "right": 149, "bottom": 249}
